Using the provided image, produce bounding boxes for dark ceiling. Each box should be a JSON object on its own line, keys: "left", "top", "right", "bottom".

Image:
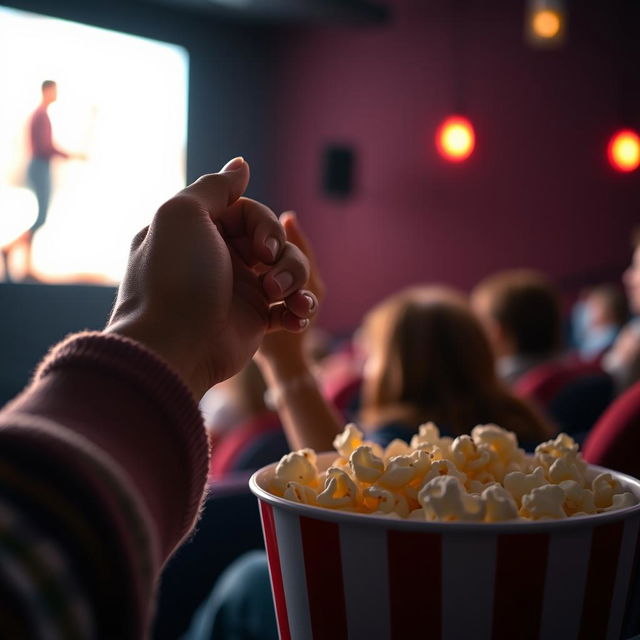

{"left": 140, "top": 0, "right": 390, "bottom": 24}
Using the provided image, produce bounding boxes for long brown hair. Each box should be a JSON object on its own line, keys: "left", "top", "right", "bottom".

{"left": 359, "top": 286, "right": 553, "bottom": 442}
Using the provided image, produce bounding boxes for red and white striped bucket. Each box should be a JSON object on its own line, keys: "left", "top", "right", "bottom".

{"left": 250, "top": 455, "right": 640, "bottom": 640}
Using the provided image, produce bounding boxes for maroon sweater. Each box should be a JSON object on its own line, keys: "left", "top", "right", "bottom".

{"left": 30, "top": 106, "right": 69, "bottom": 160}
{"left": 0, "top": 333, "right": 209, "bottom": 638}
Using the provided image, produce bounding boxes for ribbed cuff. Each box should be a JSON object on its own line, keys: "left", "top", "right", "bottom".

{"left": 35, "top": 331, "right": 209, "bottom": 544}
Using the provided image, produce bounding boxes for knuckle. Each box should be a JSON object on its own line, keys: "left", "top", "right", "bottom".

{"left": 155, "top": 194, "right": 198, "bottom": 222}
{"left": 130, "top": 226, "right": 149, "bottom": 251}
{"left": 195, "top": 173, "right": 226, "bottom": 190}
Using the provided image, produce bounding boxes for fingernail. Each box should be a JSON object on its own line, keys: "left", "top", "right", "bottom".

{"left": 304, "top": 294, "right": 316, "bottom": 311}
{"left": 299, "top": 318, "right": 310, "bottom": 330}
{"left": 266, "top": 237, "right": 279, "bottom": 261}
{"left": 274, "top": 271, "right": 293, "bottom": 294}
{"left": 221, "top": 156, "right": 244, "bottom": 172}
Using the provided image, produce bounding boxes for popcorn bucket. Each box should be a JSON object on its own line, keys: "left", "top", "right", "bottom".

{"left": 250, "top": 453, "right": 640, "bottom": 640}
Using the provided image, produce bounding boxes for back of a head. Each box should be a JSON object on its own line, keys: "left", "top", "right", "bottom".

{"left": 472, "top": 269, "right": 562, "bottom": 358}
{"left": 361, "top": 286, "right": 552, "bottom": 441}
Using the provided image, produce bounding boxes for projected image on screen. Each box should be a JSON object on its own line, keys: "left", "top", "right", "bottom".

{"left": 0, "top": 7, "right": 188, "bottom": 283}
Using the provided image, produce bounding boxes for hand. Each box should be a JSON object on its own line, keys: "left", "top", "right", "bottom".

{"left": 256, "top": 211, "right": 325, "bottom": 368}
{"left": 105, "top": 158, "right": 318, "bottom": 398}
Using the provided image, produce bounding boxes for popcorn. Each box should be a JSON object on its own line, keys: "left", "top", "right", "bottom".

{"left": 410, "top": 422, "right": 441, "bottom": 448}
{"left": 333, "top": 423, "right": 364, "bottom": 458}
{"left": 271, "top": 424, "right": 637, "bottom": 522}
{"left": 284, "top": 482, "right": 317, "bottom": 505}
{"left": 558, "top": 481, "right": 596, "bottom": 516}
{"left": 503, "top": 467, "right": 547, "bottom": 507}
{"left": 592, "top": 473, "right": 623, "bottom": 509}
{"left": 467, "top": 474, "right": 498, "bottom": 495}
{"left": 317, "top": 467, "right": 359, "bottom": 509}
{"left": 383, "top": 439, "right": 411, "bottom": 461}
{"left": 482, "top": 484, "right": 519, "bottom": 522}
{"left": 272, "top": 449, "right": 319, "bottom": 494}
{"left": 421, "top": 459, "right": 467, "bottom": 486}
{"left": 535, "top": 434, "right": 587, "bottom": 480}
{"left": 363, "top": 486, "right": 410, "bottom": 517}
{"left": 350, "top": 446, "right": 385, "bottom": 484}
{"left": 410, "top": 423, "right": 453, "bottom": 459}
{"left": 377, "top": 455, "right": 418, "bottom": 488}
{"left": 520, "top": 485, "right": 567, "bottom": 520}
{"left": 603, "top": 492, "right": 636, "bottom": 512}
{"left": 407, "top": 449, "right": 432, "bottom": 478}
{"left": 451, "top": 435, "right": 492, "bottom": 472}
{"left": 419, "top": 476, "right": 485, "bottom": 522}
{"left": 471, "top": 424, "right": 520, "bottom": 461}
{"left": 547, "top": 454, "right": 585, "bottom": 485}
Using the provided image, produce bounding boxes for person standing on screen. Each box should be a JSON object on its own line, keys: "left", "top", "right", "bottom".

{"left": 18, "top": 80, "right": 82, "bottom": 280}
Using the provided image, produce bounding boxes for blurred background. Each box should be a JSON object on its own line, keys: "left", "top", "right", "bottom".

{"left": 0, "top": 0, "right": 638, "bottom": 398}
{"left": 1, "top": 1, "right": 640, "bottom": 637}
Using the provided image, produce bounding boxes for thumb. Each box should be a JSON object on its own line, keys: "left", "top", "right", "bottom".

{"left": 181, "top": 157, "right": 250, "bottom": 218}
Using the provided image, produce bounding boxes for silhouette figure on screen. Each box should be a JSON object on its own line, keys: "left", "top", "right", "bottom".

{"left": 4, "top": 80, "right": 84, "bottom": 281}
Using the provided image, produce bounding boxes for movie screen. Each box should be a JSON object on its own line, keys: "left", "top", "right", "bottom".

{"left": 0, "top": 6, "right": 189, "bottom": 283}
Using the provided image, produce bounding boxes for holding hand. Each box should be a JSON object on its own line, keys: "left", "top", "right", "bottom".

{"left": 254, "top": 210, "right": 342, "bottom": 452}
{"left": 256, "top": 211, "right": 325, "bottom": 366}
{"left": 106, "top": 158, "right": 317, "bottom": 399}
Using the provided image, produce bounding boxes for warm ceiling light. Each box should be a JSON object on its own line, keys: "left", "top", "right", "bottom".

{"left": 436, "top": 116, "right": 475, "bottom": 162}
{"left": 608, "top": 129, "right": 640, "bottom": 173}
{"left": 532, "top": 9, "right": 562, "bottom": 39}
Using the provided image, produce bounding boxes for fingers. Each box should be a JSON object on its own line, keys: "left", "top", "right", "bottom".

{"left": 262, "top": 242, "right": 310, "bottom": 302}
{"left": 180, "top": 157, "right": 250, "bottom": 216}
{"left": 280, "top": 211, "right": 326, "bottom": 302}
{"left": 267, "top": 290, "right": 318, "bottom": 333}
{"left": 219, "top": 197, "right": 286, "bottom": 267}
{"left": 280, "top": 211, "right": 313, "bottom": 257}
{"left": 285, "top": 289, "right": 318, "bottom": 318}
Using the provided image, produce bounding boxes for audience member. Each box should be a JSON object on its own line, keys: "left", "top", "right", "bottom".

{"left": 356, "top": 286, "right": 554, "bottom": 446}
{"left": 572, "top": 284, "right": 628, "bottom": 361}
{"left": 604, "top": 229, "right": 640, "bottom": 392}
{"left": 0, "top": 158, "right": 317, "bottom": 637}
{"left": 471, "top": 269, "right": 563, "bottom": 386}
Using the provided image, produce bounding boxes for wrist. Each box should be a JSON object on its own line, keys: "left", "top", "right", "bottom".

{"left": 264, "top": 370, "right": 319, "bottom": 410}
{"left": 104, "top": 320, "right": 205, "bottom": 399}
{"left": 255, "top": 349, "right": 311, "bottom": 381}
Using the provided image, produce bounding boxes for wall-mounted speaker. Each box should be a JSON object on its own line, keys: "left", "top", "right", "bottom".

{"left": 322, "top": 145, "right": 355, "bottom": 199}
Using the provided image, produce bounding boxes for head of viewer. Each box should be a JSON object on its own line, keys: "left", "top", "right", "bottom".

{"left": 41, "top": 80, "right": 57, "bottom": 106}
{"left": 623, "top": 228, "right": 640, "bottom": 315}
{"left": 359, "top": 286, "right": 551, "bottom": 441}
{"left": 471, "top": 269, "right": 562, "bottom": 361}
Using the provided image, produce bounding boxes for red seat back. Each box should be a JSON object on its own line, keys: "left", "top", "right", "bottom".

{"left": 514, "top": 359, "right": 602, "bottom": 408}
{"left": 209, "top": 411, "right": 281, "bottom": 479}
{"left": 583, "top": 380, "right": 640, "bottom": 479}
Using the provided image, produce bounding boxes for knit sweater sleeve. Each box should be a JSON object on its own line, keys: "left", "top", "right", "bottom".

{"left": 0, "top": 332, "right": 210, "bottom": 638}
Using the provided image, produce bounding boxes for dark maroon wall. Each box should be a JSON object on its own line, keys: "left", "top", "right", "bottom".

{"left": 266, "top": 0, "right": 640, "bottom": 333}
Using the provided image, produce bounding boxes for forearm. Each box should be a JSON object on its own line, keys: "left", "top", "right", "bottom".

{"left": 5, "top": 332, "right": 209, "bottom": 553}
{"left": 257, "top": 351, "right": 343, "bottom": 452}
{"left": 0, "top": 332, "right": 210, "bottom": 633}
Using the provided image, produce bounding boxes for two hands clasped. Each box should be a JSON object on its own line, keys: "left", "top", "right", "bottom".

{"left": 106, "top": 157, "right": 318, "bottom": 399}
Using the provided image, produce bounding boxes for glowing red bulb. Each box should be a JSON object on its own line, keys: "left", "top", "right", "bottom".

{"left": 436, "top": 116, "right": 475, "bottom": 162}
{"left": 608, "top": 129, "right": 640, "bottom": 173}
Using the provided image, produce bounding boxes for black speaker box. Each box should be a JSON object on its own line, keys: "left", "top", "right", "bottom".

{"left": 322, "top": 145, "right": 355, "bottom": 198}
